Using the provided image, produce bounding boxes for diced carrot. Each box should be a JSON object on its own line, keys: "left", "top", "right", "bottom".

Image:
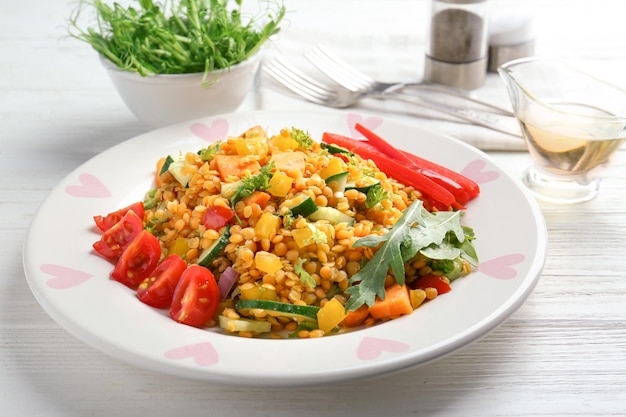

{"left": 214, "top": 154, "right": 261, "bottom": 181}
{"left": 155, "top": 156, "right": 167, "bottom": 187}
{"left": 243, "top": 191, "right": 271, "bottom": 209}
{"left": 341, "top": 304, "right": 370, "bottom": 328}
{"left": 368, "top": 284, "right": 413, "bottom": 320}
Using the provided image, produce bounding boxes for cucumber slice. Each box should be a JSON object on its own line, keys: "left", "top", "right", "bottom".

{"left": 198, "top": 225, "right": 230, "bottom": 267}
{"left": 220, "top": 181, "right": 242, "bottom": 199}
{"left": 159, "top": 155, "right": 175, "bottom": 175}
{"left": 345, "top": 176, "right": 381, "bottom": 193}
{"left": 320, "top": 142, "right": 354, "bottom": 156}
{"left": 307, "top": 207, "right": 355, "bottom": 226}
{"left": 218, "top": 315, "right": 272, "bottom": 333}
{"left": 168, "top": 158, "right": 193, "bottom": 187}
{"left": 236, "top": 299, "right": 320, "bottom": 323}
{"left": 325, "top": 171, "right": 349, "bottom": 193}
{"left": 285, "top": 193, "right": 318, "bottom": 217}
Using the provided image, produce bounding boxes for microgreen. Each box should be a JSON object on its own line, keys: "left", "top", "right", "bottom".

{"left": 67, "top": 0, "right": 285, "bottom": 77}
{"left": 344, "top": 200, "right": 478, "bottom": 311}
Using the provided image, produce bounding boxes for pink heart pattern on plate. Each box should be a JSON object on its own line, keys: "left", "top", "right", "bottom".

{"left": 357, "top": 336, "right": 410, "bottom": 361}
{"left": 41, "top": 264, "right": 93, "bottom": 289}
{"left": 479, "top": 254, "right": 526, "bottom": 280}
{"left": 164, "top": 342, "right": 219, "bottom": 366}
{"left": 461, "top": 159, "right": 500, "bottom": 184}
{"left": 65, "top": 173, "right": 112, "bottom": 198}
{"left": 346, "top": 113, "right": 384, "bottom": 137}
{"left": 190, "top": 119, "right": 229, "bottom": 143}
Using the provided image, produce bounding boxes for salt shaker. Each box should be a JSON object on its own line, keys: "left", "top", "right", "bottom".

{"left": 487, "top": 9, "right": 535, "bottom": 72}
{"left": 423, "top": 0, "right": 489, "bottom": 90}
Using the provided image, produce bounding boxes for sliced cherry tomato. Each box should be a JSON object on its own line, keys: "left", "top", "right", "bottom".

{"left": 94, "top": 202, "right": 144, "bottom": 232}
{"left": 202, "top": 206, "right": 235, "bottom": 231}
{"left": 170, "top": 265, "right": 220, "bottom": 327}
{"left": 136, "top": 254, "right": 188, "bottom": 308}
{"left": 411, "top": 274, "right": 452, "bottom": 295}
{"left": 93, "top": 210, "right": 144, "bottom": 262}
{"left": 111, "top": 230, "right": 161, "bottom": 288}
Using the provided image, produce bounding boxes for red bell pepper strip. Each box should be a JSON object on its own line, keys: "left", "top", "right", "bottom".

{"left": 400, "top": 150, "right": 480, "bottom": 199}
{"left": 354, "top": 122, "right": 479, "bottom": 203}
{"left": 322, "top": 132, "right": 459, "bottom": 210}
{"left": 355, "top": 123, "right": 415, "bottom": 167}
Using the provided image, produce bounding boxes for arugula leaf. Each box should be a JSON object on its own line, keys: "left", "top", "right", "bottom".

{"left": 295, "top": 258, "right": 316, "bottom": 288}
{"left": 344, "top": 200, "right": 476, "bottom": 311}
{"left": 229, "top": 161, "right": 275, "bottom": 206}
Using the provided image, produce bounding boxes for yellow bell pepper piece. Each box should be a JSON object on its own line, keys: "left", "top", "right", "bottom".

{"left": 255, "top": 212, "right": 281, "bottom": 240}
{"left": 317, "top": 298, "right": 347, "bottom": 334}
{"left": 240, "top": 284, "right": 279, "bottom": 301}
{"left": 254, "top": 251, "right": 283, "bottom": 274}
{"left": 268, "top": 171, "right": 294, "bottom": 197}
{"left": 320, "top": 156, "right": 347, "bottom": 179}
{"left": 269, "top": 133, "right": 299, "bottom": 151}
{"left": 410, "top": 288, "right": 427, "bottom": 309}
{"left": 168, "top": 237, "right": 189, "bottom": 257}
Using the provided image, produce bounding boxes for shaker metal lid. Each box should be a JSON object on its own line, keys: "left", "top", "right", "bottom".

{"left": 488, "top": 10, "right": 536, "bottom": 72}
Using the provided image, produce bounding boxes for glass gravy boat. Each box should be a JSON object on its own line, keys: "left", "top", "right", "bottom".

{"left": 498, "top": 57, "right": 626, "bottom": 203}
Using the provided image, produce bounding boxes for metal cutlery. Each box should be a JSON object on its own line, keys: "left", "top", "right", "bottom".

{"left": 304, "top": 44, "right": 515, "bottom": 116}
{"left": 263, "top": 56, "right": 522, "bottom": 137}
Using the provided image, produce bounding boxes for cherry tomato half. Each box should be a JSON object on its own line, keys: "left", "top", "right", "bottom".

{"left": 410, "top": 274, "right": 452, "bottom": 295}
{"left": 170, "top": 265, "right": 219, "bottom": 327}
{"left": 94, "top": 202, "right": 144, "bottom": 232}
{"left": 136, "top": 254, "right": 188, "bottom": 308}
{"left": 111, "top": 230, "right": 161, "bottom": 288}
{"left": 93, "top": 210, "right": 144, "bottom": 262}
{"left": 202, "top": 205, "right": 235, "bottom": 231}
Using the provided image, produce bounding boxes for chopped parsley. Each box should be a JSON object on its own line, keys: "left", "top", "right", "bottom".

{"left": 229, "top": 161, "right": 275, "bottom": 206}
{"left": 198, "top": 141, "right": 221, "bottom": 161}
{"left": 290, "top": 127, "right": 313, "bottom": 149}
{"left": 295, "top": 258, "right": 316, "bottom": 288}
{"left": 364, "top": 183, "right": 389, "bottom": 209}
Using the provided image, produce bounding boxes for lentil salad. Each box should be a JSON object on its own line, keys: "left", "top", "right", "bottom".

{"left": 92, "top": 124, "right": 479, "bottom": 338}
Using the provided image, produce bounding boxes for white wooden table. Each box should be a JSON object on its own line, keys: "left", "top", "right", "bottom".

{"left": 2, "top": 1, "right": 625, "bottom": 416}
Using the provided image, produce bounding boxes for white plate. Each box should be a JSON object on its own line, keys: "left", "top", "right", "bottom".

{"left": 23, "top": 110, "right": 546, "bottom": 386}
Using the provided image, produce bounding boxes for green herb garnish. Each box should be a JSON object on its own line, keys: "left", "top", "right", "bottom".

{"left": 229, "top": 161, "right": 274, "bottom": 205}
{"left": 290, "top": 127, "right": 313, "bottom": 149}
{"left": 295, "top": 258, "right": 316, "bottom": 288}
{"left": 344, "top": 200, "right": 478, "bottom": 311}
{"left": 198, "top": 141, "right": 222, "bottom": 161}
{"left": 364, "top": 183, "right": 389, "bottom": 209}
{"left": 68, "top": 0, "right": 286, "bottom": 77}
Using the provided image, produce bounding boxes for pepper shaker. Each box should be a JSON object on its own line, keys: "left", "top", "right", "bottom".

{"left": 487, "top": 9, "right": 535, "bottom": 72}
{"left": 423, "top": 0, "right": 489, "bottom": 90}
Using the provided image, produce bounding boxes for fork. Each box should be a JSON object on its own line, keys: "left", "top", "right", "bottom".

{"left": 263, "top": 57, "right": 522, "bottom": 137}
{"left": 304, "top": 44, "right": 515, "bottom": 116}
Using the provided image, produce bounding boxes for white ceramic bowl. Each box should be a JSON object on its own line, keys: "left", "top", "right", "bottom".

{"left": 100, "top": 52, "right": 262, "bottom": 127}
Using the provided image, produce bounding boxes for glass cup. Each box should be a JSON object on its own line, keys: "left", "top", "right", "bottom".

{"left": 498, "top": 57, "right": 626, "bottom": 203}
